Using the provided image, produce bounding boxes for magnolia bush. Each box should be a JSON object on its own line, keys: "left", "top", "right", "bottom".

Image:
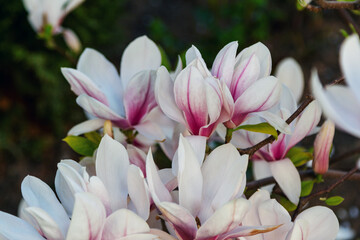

{"left": 2, "top": 0, "right": 360, "bottom": 239}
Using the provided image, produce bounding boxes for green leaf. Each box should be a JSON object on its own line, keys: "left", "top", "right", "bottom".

{"left": 233, "top": 122, "right": 278, "bottom": 140}
{"left": 84, "top": 131, "right": 102, "bottom": 145}
{"left": 274, "top": 193, "right": 297, "bottom": 212}
{"left": 301, "top": 180, "right": 314, "bottom": 197}
{"left": 63, "top": 136, "right": 98, "bottom": 156}
{"left": 340, "top": 29, "right": 349, "bottom": 38}
{"left": 325, "top": 196, "right": 344, "bottom": 206}
{"left": 286, "top": 147, "right": 313, "bottom": 167}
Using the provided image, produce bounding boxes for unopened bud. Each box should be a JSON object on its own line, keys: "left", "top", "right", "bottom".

{"left": 313, "top": 120, "right": 335, "bottom": 174}
{"left": 63, "top": 28, "right": 82, "bottom": 53}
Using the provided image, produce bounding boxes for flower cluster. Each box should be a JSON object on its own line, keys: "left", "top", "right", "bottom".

{"left": 6, "top": 23, "right": 358, "bottom": 238}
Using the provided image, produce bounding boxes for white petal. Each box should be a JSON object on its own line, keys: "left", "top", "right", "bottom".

{"left": 275, "top": 58, "right": 304, "bottom": 102}
{"left": 340, "top": 34, "right": 360, "bottom": 103}
{"left": 269, "top": 158, "right": 301, "bottom": 205}
{"left": 87, "top": 176, "right": 112, "bottom": 216}
{"left": 185, "top": 45, "right": 203, "bottom": 65}
{"left": 0, "top": 211, "right": 44, "bottom": 240}
{"left": 127, "top": 165, "right": 150, "bottom": 220}
{"left": 177, "top": 135, "right": 203, "bottom": 217}
{"left": 120, "top": 36, "right": 161, "bottom": 88}
{"left": 134, "top": 120, "right": 165, "bottom": 141}
{"left": 311, "top": 69, "right": 360, "bottom": 138}
{"left": 66, "top": 193, "right": 106, "bottom": 240}
{"left": 254, "top": 111, "right": 291, "bottom": 134}
{"left": 96, "top": 135, "right": 130, "bottom": 211}
{"left": 67, "top": 119, "right": 105, "bottom": 136}
{"left": 21, "top": 176, "right": 70, "bottom": 237}
{"left": 102, "top": 209, "right": 150, "bottom": 239}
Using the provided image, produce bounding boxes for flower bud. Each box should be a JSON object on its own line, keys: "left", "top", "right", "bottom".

{"left": 313, "top": 120, "right": 335, "bottom": 174}
{"left": 63, "top": 28, "right": 82, "bottom": 53}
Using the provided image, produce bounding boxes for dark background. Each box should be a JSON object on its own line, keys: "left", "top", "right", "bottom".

{"left": 0, "top": 0, "right": 359, "bottom": 237}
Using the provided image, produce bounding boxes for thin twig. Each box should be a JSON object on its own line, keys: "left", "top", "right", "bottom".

{"left": 237, "top": 95, "right": 314, "bottom": 157}
{"left": 338, "top": 9, "right": 360, "bottom": 37}
{"left": 329, "top": 76, "right": 345, "bottom": 86}
{"left": 292, "top": 165, "right": 359, "bottom": 220}
{"left": 314, "top": 0, "right": 360, "bottom": 10}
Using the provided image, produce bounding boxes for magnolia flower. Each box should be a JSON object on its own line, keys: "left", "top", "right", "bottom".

{"left": 221, "top": 86, "right": 321, "bottom": 204}
{"left": 155, "top": 48, "right": 224, "bottom": 137}
{"left": 23, "top": 0, "right": 84, "bottom": 33}
{"left": 311, "top": 34, "right": 360, "bottom": 138}
{"left": 240, "top": 190, "right": 339, "bottom": 240}
{"left": 313, "top": 120, "right": 335, "bottom": 174}
{"left": 211, "top": 41, "right": 284, "bottom": 129}
{"left": 62, "top": 36, "right": 166, "bottom": 140}
{"left": 0, "top": 186, "right": 173, "bottom": 239}
{"left": 146, "top": 135, "right": 279, "bottom": 240}
{"left": 275, "top": 58, "right": 304, "bottom": 103}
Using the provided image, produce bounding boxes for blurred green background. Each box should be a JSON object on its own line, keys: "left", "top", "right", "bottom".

{"left": 1, "top": 0, "right": 360, "bottom": 236}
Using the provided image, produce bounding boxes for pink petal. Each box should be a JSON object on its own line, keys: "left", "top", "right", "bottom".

{"left": 120, "top": 36, "right": 161, "bottom": 88}
{"left": 127, "top": 145, "right": 147, "bottom": 176}
{"left": 196, "top": 198, "right": 250, "bottom": 240}
{"left": 211, "top": 41, "right": 238, "bottom": 86}
{"left": 96, "top": 135, "right": 130, "bottom": 211}
{"left": 66, "top": 193, "right": 106, "bottom": 240}
{"left": 157, "top": 202, "right": 197, "bottom": 240}
{"left": 235, "top": 42, "right": 272, "bottom": 79}
{"left": 124, "top": 70, "right": 157, "bottom": 126}
{"left": 61, "top": 68, "right": 109, "bottom": 105}
{"left": 286, "top": 101, "right": 321, "bottom": 152}
{"left": 232, "top": 76, "right": 281, "bottom": 126}
{"left": 174, "top": 66, "right": 209, "bottom": 135}
{"left": 230, "top": 53, "right": 260, "bottom": 99}
{"left": 269, "top": 158, "right": 301, "bottom": 205}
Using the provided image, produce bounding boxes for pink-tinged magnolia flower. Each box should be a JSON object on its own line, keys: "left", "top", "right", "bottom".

{"left": 221, "top": 86, "right": 321, "bottom": 204}
{"left": 1, "top": 188, "right": 173, "bottom": 239}
{"left": 146, "top": 135, "right": 279, "bottom": 240}
{"left": 55, "top": 135, "right": 151, "bottom": 220}
{"left": 62, "top": 36, "right": 165, "bottom": 140}
{"left": 313, "top": 120, "right": 335, "bottom": 174}
{"left": 155, "top": 48, "right": 224, "bottom": 137}
{"left": 23, "top": 0, "right": 84, "bottom": 34}
{"left": 275, "top": 58, "right": 304, "bottom": 103}
{"left": 311, "top": 34, "right": 360, "bottom": 138}
{"left": 240, "top": 189, "right": 339, "bottom": 240}
{"left": 211, "top": 41, "right": 284, "bottom": 129}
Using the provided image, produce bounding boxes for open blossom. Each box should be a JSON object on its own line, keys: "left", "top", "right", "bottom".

{"left": 240, "top": 190, "right": 339, "bottom": 240}
{"left": 311, "top": 34, "right": 360, "bottom": 138}
{"left": 146, "top": 135, "right": 279, "bottom": 240}
{"left": 222, "top": 86, "right": 321, "bottom": 204}
{"left": 62, "top": 36, "right": 166, "bottom": 140}
{"left": 212, "top": 41, "right": 284, "bottom": 129}
{"left": 313, "top": 120, "right": 335, "bottom": 174}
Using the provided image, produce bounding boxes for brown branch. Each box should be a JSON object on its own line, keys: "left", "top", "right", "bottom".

{"left": 338, "top": 9, "right": 360, "bottom": 37}
{"left": 292, "top": 165, "right": 359, "bottom": 220}
{"left": 329, "top": 76, "right": 345, "bottom": 86}
{"left": 314, "top": 0, "right": 360, "bottom": 10}
{"left": 238, "top": 95, "right": 314, "bottom": 157}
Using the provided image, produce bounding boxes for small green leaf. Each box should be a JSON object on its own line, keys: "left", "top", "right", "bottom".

{"left": 84, "top": 131, "right": 101, "bottom": 145}
{"left": 63, "top": 136, "right": 98, "bottom": 156}
{"left": 301, "top": 180, "right": 314, "bottom": 197}
{"left": 274, "top": 194, "right": 297, "bottom": 212}
{"left": 340, "top": 29, "right": 349, "bottom": 38}
{"left": 325, "top": 196, "right": 344, "bottom": 206}
{"left": 233, "top": 123, "right": 278, "bottom": 140}
{"left": 286, "top": 147, "right": 313, "bottom": 167}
